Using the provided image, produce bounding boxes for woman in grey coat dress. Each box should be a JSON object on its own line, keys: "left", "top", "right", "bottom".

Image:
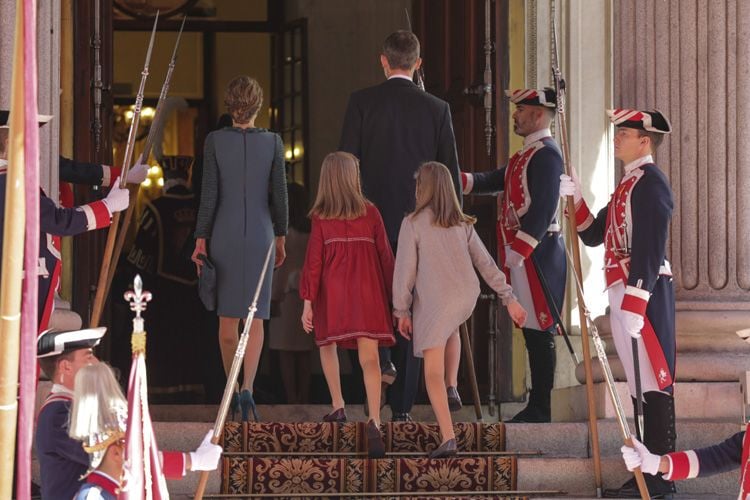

{"left": 192, "top": 76, "right": 288, "bottom": 421}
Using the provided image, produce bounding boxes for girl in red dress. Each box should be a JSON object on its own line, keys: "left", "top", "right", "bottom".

{"left": 300, "top": 151, "right": 395, "bottom": 457}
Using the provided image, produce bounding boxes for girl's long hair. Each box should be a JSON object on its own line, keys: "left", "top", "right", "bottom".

{"left": 68, "top": 363, "right": 127, "bottom": 469}
{"left": 309, "top": 151, "right": 368, "bottom": 220}
{"left": 413, "top": 161, "right": 476, "bottom": 227}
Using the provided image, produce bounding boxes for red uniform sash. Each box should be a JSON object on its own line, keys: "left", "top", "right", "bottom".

{"left": 497, "top": 141, "right": 554, "bottom": 330}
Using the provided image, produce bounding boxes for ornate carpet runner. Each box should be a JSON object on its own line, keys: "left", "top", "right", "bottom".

{"left": 219, "top": 422, "right": 523, "bottom": 497}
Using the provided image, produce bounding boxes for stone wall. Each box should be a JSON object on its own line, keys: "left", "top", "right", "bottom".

{"left": 614, "top": 0, "right": 749, "bottom": 309}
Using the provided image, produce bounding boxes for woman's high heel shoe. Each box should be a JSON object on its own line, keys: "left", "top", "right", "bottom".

{"left": 229, "top": 391, "right": 240, "bottom": 421}
{"left": 239, "top": 389, "right": 259, "bottom": 422}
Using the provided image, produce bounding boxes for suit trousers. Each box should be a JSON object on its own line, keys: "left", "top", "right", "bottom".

{"left": 380, "top": 331, "right": 422, "bottom": 414}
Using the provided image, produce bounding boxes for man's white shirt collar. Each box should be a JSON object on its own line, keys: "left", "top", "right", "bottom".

{"left": 523, "top": 128, "right": 552, "bottom": 148}
{"left": 623, "top": 154, "right": 654, "bottom": 175}
{"left": 388, "top": 74, "right": 414, "bottom": 82}
{"left": 51, "top": 383, "right": 74, "bottom": 396}
{"left": 0, "top": 159, "right": 7, "bottom": 168}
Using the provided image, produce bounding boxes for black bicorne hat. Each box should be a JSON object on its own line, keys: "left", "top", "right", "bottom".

{"left": 505, "top": 88, "right": 557, "bottom": 108}
{"left": 37, "top": 327, "right": 106, "bottom": 358}
{"left": 607, "top": 109, "right": 672, "bottom": 134}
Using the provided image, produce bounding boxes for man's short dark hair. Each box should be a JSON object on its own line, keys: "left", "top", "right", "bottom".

{"left": 637, "top": 129, "right": 665, "bottom": 150}
{"left": 382, "top": 30, "right": 420, "bottom": 70}
{"left": 38, "top": 350, "right": 76, "bottom": 380}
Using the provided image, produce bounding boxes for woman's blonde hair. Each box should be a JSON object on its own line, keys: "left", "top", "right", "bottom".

{"left": 309, "top": 152, "right": 369, "bottom": 219}
{"left": 413, "top": 161, "right": 476, "bottom": 227}
{"left": 68, "top": 363, "right": 127, "bottom": 468}
{"left": 224, "top": 75, "right": 263, "bottom": 124}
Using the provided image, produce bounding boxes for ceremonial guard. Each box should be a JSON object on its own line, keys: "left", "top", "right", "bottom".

{"left": 125, "top": 155, "right": 204, "bottom": 400}
{"left": 67, "top": 363, "right": 221, "bottom": 499}
{"left": 561, "top": 109, "right": 676, "bottom": 498}
{"left": 0, "top": 110, "right": 147, "bottom": 200}
{"left": 0, "top": 112, "right": 129, "bottom": 331}
{"left": 35, "top": 328, "right": 106, "bottom": 499}
{"left": 59, "top": 154, "right": 147, "bottom": 190}
{"left": 620, "top": 429, "right": 750, "bottom": 499}
{"left": 461, "top": 88, "right": 566, "bottom": 423}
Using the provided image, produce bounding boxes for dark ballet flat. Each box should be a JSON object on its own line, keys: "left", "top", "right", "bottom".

{"left": 447, "top": 386, "right": 462, "bottom": 412}
{"left": 322, "top": 407, "right": 347, "bottom": 423}
{"left": 366, "top": 419, "right": 385, "bottom": 458}
{"left": 429, "top": 438, "right": 457, "bottom": 459}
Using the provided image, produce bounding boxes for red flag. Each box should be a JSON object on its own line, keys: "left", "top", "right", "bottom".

{"left": 122, "top": 276, "right": 169, "bottom": 499}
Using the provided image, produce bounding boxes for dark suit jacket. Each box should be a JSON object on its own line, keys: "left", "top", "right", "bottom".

{"left": 339, "top": 77, "right": 461, "bottom": 244}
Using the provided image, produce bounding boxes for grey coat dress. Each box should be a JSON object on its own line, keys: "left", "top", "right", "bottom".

{"left": 195, "top": 127, "right": 288, "bottom": 318}
{"left": 392, "top": 209, "right": 515, "bottom": 357}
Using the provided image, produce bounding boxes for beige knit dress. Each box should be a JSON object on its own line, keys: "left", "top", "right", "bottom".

{"left": 392, "top": 209, "right": 516, "bottom": 357}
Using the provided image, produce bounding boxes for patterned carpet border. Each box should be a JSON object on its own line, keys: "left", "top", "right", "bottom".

{"left": 221, "top": 421, "right": 506, "bottom": 454}
{"left": 221, "top": 456, "right": 518, "bottom": 495}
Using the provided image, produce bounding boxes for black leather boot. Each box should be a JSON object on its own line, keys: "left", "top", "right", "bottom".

{"left": 603, "top": 392, "right": 676, "bottom": 499}
{"left": 508, "top": 329, "right": 556, "bottom": 423}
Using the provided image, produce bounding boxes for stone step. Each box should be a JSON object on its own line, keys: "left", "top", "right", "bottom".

{"left": 149, "top": 419, "right": 744, "bottom": 496}
{"left": 553, "top": 381, "right": 744, "bottom": 420}
{"left": 517, "top": 456, "right": 738, "bottom": 497}
{"left": 148, "top": 402, "right": 527, "bottom": 423}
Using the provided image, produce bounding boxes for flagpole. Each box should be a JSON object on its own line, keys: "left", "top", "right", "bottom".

{"left": 17, "top": 0, "right": 41, "bottom": 497}
{"left": 0, "top": 0, "right": 29, "bottom": 495}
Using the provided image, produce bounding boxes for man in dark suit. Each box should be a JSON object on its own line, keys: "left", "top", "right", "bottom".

{"left": 340, "top": 30, "right": 461, "bottom": 422}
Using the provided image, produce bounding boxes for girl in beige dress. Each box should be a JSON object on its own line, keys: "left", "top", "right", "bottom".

{"left": 393, "top": 162, "right": 527, "bottom": 457}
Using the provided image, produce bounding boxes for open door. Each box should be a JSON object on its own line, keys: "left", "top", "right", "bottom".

{"left": 413, "top": 0, "right": 515, "bottom": 412}
{"left": 271, "top": 19, "right": 310, "bottom": 188}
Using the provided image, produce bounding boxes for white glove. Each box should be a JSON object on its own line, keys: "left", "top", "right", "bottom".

{"left": 559, "top": 171, "right": 582, "bottom": 204}
{"left": 504, "top": 249, "right": 525, "bottom": 268}
{"left": 102, "top": 178, "right": 129, "bottom": 213}
{"left": 126, "top": 155, "right": 149, "bottom": 184}
{"left": 621, "top": 310, "right": 644, "bottom": 339}
{"left": 189, "top": 429, "right": 222, "bottom": 472}
{"left": 621, "top": 437, "right": 661, "bottom": 475}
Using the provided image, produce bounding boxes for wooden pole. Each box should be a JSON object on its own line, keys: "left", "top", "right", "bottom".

{"left": 459, "top": 323, "right": 483, "bottom": 420}
{"left": 195, "top": 243, "right": 274, "bottom": 499}
{"left": 551, "top": 8, "right": 646, "bottom": 498}
{"left": 89, "top": 14, "right": 158, "bottom": 327}
{"left": 0, "top": 2, "right": 28, "bottom": 494}
{"left": 99, "top": 17, "right": 186, "bottom": 321}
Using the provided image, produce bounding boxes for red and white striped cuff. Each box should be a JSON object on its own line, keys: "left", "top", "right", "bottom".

{"left": 574, "top": 200, "right": 594, "bottom": 231}
{"left": 161, "top": 450, "right": 187, "bottom": 478}
{"left": 621, "top": 285, "right": 650, "bottom": 316}
{"left": 665, "top": 450, "right": 699, "bottom": 480}
{"left": 79, "top": 200, "right": 112, "bottom": 230}
{"left": 510, "top": 230, "right": 538, "bottom": 259}
{"left": 102, "top": 165, "right": 121, "bottom": 187}
{"left": 461, "top": 172, "right": 474, "bottom": 194}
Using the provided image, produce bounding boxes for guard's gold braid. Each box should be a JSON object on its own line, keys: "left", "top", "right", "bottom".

{"left": 131, "top": 331, "right": 147, "bottom": 354}
{"left": 83, "top": 430, "right": 126, "bottom": 454}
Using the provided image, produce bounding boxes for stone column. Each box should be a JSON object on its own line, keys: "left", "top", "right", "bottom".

{"left": 524, "top": 0, "right": 614, "bottom": 388}
{"left": 555, "top": 1, "right": 750, "bottom": 421}
{"left": 615, "top": 0, "right": 750, "bottom": 311}
{"left": 0, "top": 1, "right": 60, "bottom": 197}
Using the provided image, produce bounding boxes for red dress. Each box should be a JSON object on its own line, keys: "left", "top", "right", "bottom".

{"left": 300, "top": 203, "right": 396, "bottom": 349}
